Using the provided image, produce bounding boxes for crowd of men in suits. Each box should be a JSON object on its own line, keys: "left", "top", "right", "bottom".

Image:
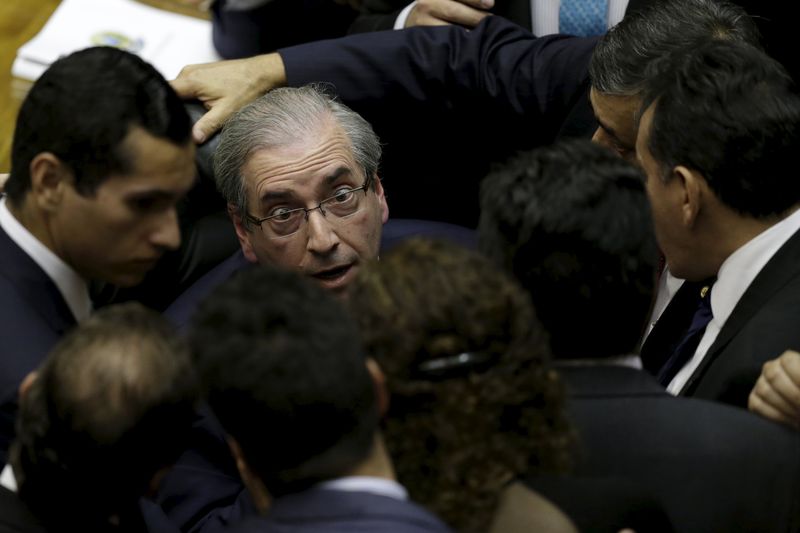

{"left": 2, "top": 0, "right": 800, "bottom": 531}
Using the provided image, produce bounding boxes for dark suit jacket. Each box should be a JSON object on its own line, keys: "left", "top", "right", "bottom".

{"left": 349, "top": 0, "right": 533, "bottom": 34}
{"left": 680, "top": 228, "right": 800, "bottom": 405}
{"left": 279, "top": 16, "right": 598, "bottom": 226}
{"left": 211, "top": 0, "right": 359, "bottom": 58}
{"left": 0, "top": 486, "right": 45, "bottom": 533}
{"left": 0, "top": 226, "right": 76, "bottom": 466}
{"left": 641, "top": 228, "right": 800, "bottom": 407}
{"left": 558, "top": 365, "right": 800, "bottom": 533}
{"left": 229, "top": 488, "right": 450, "bottom": 533}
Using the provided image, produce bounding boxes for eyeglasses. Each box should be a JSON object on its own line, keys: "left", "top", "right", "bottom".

{"left": 246, "top": 177, "right": 373, "bottom": 239}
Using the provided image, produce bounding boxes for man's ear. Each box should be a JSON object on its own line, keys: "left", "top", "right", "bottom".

{"left": 226, "top": 436, "right": 271, "bottom": 514}
{"left": 29, "top": 153, "right": 72, "bottom": 212}
{"left": 373, "top": 175, "right": 389, "bottom": 224}
{"left": 18, "top": 371, "right": 38, "bottom": 402}
{"left": 366, "top": 358, "right": 389, "bottom": 418}
{"left": 674, "top": 165, "right": 704, "bottom": 229}
{"left": 228, "top": 203, "right": 259, "bottom": 264}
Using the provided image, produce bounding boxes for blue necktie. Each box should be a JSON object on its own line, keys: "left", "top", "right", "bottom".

{"left": 559, "top": 0, "right": 609, "bottom": 37}
{"left": 656, "top": 283, "right": 714, "bottom": 387}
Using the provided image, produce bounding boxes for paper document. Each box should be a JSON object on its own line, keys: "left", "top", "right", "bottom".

{"left": 12, "top": 0, "right": 219, "bottom": 82}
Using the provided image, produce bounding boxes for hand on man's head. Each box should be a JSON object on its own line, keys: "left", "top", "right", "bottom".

{"left": 170, "top": 53, "right": 287, "bottom": 144}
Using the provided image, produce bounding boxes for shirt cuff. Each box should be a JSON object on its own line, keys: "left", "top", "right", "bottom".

{"left": 394, "top": 2, "right": 417, "bottom": 29}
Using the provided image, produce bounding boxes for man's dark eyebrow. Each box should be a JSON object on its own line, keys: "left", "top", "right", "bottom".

{"left": 259, "top": 189, "right": 294, "bottom": 205}
{"left": 258, "top": 167, "right": 354, "bottom": 204}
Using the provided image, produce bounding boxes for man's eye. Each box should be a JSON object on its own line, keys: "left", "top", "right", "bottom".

{"left": 331, "top": 187, "right": 356, "bottom": 203}
{"left": 129, "top": 196, "right": 161, "bottom": 213}
{"left": 269, "top": 207, "right": 296, "bottom": 222}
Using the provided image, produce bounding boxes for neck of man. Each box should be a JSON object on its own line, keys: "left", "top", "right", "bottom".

{"left": 694, "top": 202, "right": 799, "bottom": 280}
{"left": 7, "top": 196, "right": 61, "bottom": 260}
{"left": 344, "top": 433, "right": 397, "bottom": 481}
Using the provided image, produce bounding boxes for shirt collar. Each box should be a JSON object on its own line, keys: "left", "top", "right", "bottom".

{"left": 315, "top": 476, "right": 408, "bottom": 501}
{"left": 711, "top": 207, "right": 800, "bottom": 328}
{"left": 0, "top": 464, "right": 17, "bottom": 493}
{"left": 0, "top": 197, "right": 92, "bottom": 323}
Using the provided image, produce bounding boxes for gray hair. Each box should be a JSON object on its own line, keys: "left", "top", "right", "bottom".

{"left": 589, "top": 0, "right": 760, "bottom": 96}
{"left": 213, "top": 84, "right": 382, "bottom": 226}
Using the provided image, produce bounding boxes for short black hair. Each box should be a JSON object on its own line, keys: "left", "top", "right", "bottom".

{"left": 479, "top": 140, "right": 658, "bottom": 358}
{"left": 189, "top": 266, "right": 378, "bottom": 497}
{"left": 12, "top": 303, "right": 198, "bottom": 530}
{"left": 5, "top": 46, "right": 191, "bottom": 204}
{"left": 641, "top": 40, "right": 800, "bottom": 218}
{"left": 590, "top": 0, "right": 759, "bottom": 96}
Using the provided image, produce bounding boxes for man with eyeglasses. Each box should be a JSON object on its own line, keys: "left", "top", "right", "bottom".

{"left": 165, "top": 84, "right": 474, "bottom": 332}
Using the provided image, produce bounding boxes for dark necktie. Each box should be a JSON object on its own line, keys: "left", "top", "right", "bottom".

{"left": 655, "top": 284, "right": 714, "bottom": 386}
{"left": 640, "top": 278, "right": 715, "bottom": 383}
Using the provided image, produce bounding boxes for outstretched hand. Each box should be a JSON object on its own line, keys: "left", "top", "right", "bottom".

{"left": 405, "top": 0, "right": 494, "bottom": 28}
{"left": 170, "top": 53, "right": 286, "bottom": 143}
{"left": 749, "top": 350, "right": 800, "bottom": 430}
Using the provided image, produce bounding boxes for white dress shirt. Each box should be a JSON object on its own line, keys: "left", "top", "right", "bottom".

{"left": 0, "top": 464, "right": 17, "bottom": 493}
{"left": 0, "top": 197, "right": 91, "bottom": 323}
{"left": 666, "top": 208, "right": 800, "bottom": 394}
{"left": 316, "top": 476, "right": 409, "bottom": 500}
{"left": 395, "top": 0, "right": 629, "bottom": 33}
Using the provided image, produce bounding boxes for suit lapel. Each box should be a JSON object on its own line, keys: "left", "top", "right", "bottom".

{"left": 0, "top": 226, "right": 77, "bottom": 336}
{"left": 682, "top": 228, "right": 800, "bottom": 393}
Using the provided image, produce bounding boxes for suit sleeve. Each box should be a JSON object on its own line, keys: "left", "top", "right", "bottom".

{"left": 279, "top": 16, "right": 597, "bottom": 132}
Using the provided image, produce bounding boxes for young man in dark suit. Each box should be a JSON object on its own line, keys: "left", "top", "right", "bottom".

{"left": 0, "top": 47, "right": 196, "bottom": 466}
{"left": 478, "top": 139, "right": 800, "bottom": 533}
{"left": 189, "top": 266, "right": 450, "bottom": 533}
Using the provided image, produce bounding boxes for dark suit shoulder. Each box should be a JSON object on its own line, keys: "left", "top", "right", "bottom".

{"left": 561, "top": 367, "right": 800, "bottom": 533}
{"left": 687, "top": 228, "right": 800, "bottom": 405}
{"left": 0, "top": 486, "right": 46, "bottom": 533}
{"left": 230, "top": 489, "right": 450, "bottom": 533}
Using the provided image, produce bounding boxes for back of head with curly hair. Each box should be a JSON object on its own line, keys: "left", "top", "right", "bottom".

{"left": 347, "top": 238, "right": 573, "bottom": 532}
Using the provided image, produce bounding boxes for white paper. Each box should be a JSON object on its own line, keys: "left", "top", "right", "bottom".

{"left": 12, "top": 0, "right": 219, "bottom": 82}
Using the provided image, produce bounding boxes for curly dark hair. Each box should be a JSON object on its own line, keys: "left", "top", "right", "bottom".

{"left": 347, "top": 238, "right": 573, "bottom": 532}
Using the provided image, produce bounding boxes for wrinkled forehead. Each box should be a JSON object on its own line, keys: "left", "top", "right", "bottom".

{"left": 243, "top": 128, "right": 363, "bottom": 198}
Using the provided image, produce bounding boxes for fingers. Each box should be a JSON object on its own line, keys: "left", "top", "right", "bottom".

{"left": 749, "top": 388, "right": 799, "bottom": 429}
{"left": 170, "top": 64, "right": 205, "bottom": 99}
{"left": 407, "top": 0, "right": 493, "bottom": 28}
{"left": 748, "top": 351, "right": 800, "bottom": 429}
{"left": 191, "top": 104, "right": 231, "bottom": 144}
